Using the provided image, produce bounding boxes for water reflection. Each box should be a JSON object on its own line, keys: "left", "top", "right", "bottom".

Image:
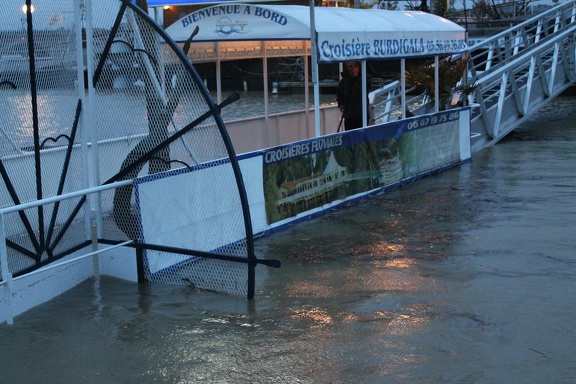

{"left": 366, "top": 241, "right": 407, "bottom": 256}
{"left": 1, "top": 90, "right": 83, "bottom": 152}
{"left": 291, "top": 307, "right": 334, "bottom": 328}
{"left": 384, "top": 257, "right": 414, "bottom": 269}
{"left": 0, "top": 88, "right": 336, "bottom": 154}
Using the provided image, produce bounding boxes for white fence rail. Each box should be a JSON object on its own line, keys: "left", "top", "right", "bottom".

{"left": 0, "top": 181, "right": 132, "bottom": 325}
{"left": 367, "top": 1, "right": 576, "bottom": 151}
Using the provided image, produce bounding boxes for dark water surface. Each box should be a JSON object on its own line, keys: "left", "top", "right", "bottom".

{"left": 1, "top": 97, "right": 575, "bottom": 383}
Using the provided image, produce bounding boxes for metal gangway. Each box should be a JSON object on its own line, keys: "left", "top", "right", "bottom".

{"left": 467, "top": 0, "right": 576, "bottom": 150}
{"left": 370, "top": 1, "right": 576, "bottom": 152}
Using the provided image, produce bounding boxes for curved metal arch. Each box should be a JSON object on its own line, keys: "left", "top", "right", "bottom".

{"left": 0, "top": 81, "right": 17, "bottom": 89}
{"left": 116, "top": 1, "right": 262, "bottom": 298}
{"left": 111, "top": 39, "right": 159, "bottom": 66}
{"left": 40, "top": 135, "right": 72, "bottom": 149}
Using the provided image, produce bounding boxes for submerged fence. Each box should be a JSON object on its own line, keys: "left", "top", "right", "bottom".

{"left": 1, "top": 0, "right": 475, "bottom": 325}
{"left": 0, "top": 182, "right": 132, "bottom": 325}
{"left": 0, "top": 0, "right": 280, "bottom": 325}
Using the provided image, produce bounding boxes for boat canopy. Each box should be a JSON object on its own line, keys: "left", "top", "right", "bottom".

{"left": 165, "top": 4, "right": 467, "bottom": 62}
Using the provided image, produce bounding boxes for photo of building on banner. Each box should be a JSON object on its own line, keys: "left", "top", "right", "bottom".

{"left": 262, "top": 111, "right": 462, "bottom": 225}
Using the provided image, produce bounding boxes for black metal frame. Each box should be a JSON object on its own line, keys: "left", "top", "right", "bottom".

{"left": 25, "top": 0, "right": 45, "bottom": 254}
{"left": 114, "top": 1, "right": 280, "bottom": 299}
{"left": 2, "top": 0, "right": 280, "bottom": 298}
{"left": 1, "top": 1, "right": 88, "bottom": 274}
{"left": 1, "top": 1, "right": 97, "bottom": 276}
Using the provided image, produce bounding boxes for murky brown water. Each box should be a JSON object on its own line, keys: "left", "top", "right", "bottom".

{"left": 0, "top": 96, "right": 575, "bottom": 383}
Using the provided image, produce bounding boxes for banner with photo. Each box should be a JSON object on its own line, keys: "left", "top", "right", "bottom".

{"left": 262, "top": 110, "right": 462, "bottom": 225}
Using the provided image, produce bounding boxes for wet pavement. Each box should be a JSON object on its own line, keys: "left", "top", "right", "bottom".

{"left": 0, "top": 97, "right": 575, "bottom": 383}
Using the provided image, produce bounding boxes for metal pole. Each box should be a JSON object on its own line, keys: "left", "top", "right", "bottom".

{"left": 463, "top": 0, "right": 469, "bottom": 36}
{"left": 362, "top": 61, "right": 368, "bottom": 126}
{"left": 0, "top": 213, "right": 13, "bottom": 325}
{"left": 24, "top": 0, "right": 45, "bottom": 252}
{"left": 304, "top": 51, "right": 310, "bottom": 134}
{"left": 216, "top": 60, "right": 222, "bottom": 104}
{"left": 435, "top": 55, "right": 440, "bottom": 112}
{"left": 136, "top": 245, "right": 146, "bottom": 283}
{"left": 401, "top": 59, "right": 407, "bottom": 119}
{"left": 309, "top": 0, "right": 321, "bottom": 137}
{"left": 85, "top": 0, "right": 103, "bottom": 237}
{"left": 75, "top": 0, "right": 92, "bottom": 242}
{"left": 263, "top": 42, "right": 270, "bottom": 134}
{"left": 463, "top": 29, "right": 469, "bottom": 107}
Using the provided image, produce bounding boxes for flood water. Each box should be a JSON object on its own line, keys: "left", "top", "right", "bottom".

{"left": 1, "top": 96, "right": 575, "bottom": 383}
{"left": 0, "top": 88, "right": 335, "bottom": 154}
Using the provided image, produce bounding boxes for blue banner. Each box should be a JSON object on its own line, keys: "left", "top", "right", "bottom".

{"left": 262, "top": 111, "right": 462, "bottom": 224}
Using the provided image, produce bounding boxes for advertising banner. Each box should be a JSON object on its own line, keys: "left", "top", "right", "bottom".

{"left": 262, "top": 110, "right": 462, "bottom": 224}
{"left": 166, "top": 4, "right": 304, "bottom": 42}
{"left": 316, "top": 32, "right": 467, "bottom": 62}
{"left": 165, "top": 4, "right": 466, "bottom": 61}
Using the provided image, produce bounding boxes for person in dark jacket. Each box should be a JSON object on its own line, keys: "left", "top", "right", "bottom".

{"left": 337, "top": 61, "right": 371, "bottom": 131}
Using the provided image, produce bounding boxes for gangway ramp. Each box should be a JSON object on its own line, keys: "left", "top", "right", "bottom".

{"left": 467, "top": 1, "right": 576, "bottom": 150}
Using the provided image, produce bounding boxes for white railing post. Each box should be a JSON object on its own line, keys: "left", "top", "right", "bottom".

{"left": 309, "top": 0, "right": 321, "bottom": 137}
{"left": 0, "top": 213, "right": 14, "bottom": 325}
{"left": 549, "top": 41, "right": 560, "bottom": 96}
{"left": 513, "top": 29, "right": 521, "bottom": 56}
{"left": 362, "top": 61, "right": 368, "bottom": 127}
{"left": 434, "top": 56, "right": 440, "bottom": 112}
{"left": 401, "top": 59, "right": 406, "bottom": 119}
{"left": 524, "top": 56, "right": 537, "bottom": 114}
{"left": 486, "top": 43, "right": 494, "bottom": 70}
{"left": 75, "top": 0, "right": 91, "bottom": 242}
{"left": 535, "top": 19, "right": 542, "bottom": 44}
{"left": 84, "top": 0, "right": 103, "bottom": 237}
{"left": 493, "top": 71, "right": 508, "bottom": 138}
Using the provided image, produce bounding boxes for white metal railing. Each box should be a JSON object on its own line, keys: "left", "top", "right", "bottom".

{"left": 369, "top": 81, "right": 425, "bottom": 124}
{"left": 467, "top": 1, "right": 576, "bottom": 79}
{"left": 467, "top": 1, "right": 576, "bottom": 149}
{"left": 0, "top": 180, "right": 133, "bottom": 325}
{"left": 368, "top": 2, "right": 576, "bottom": 150}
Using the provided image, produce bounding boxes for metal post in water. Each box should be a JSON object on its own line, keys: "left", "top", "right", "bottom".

{"left": 75, "top": 0, "right": 92, "bottom": 242}
{"left": 85, "top": 0, "right": 103, "bottom": 237}
{"left": 91, "top": 210, "right": 100, "bottom": 279}
{"left": 0, "top": 213, "right": 14, "bottom": 325}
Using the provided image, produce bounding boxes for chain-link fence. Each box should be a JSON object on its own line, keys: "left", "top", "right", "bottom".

{"left": 0, "top": 1, "right": 278, "bottom": 299}
{"left": 0, "top": 0, "right": 89, "bottom": 276}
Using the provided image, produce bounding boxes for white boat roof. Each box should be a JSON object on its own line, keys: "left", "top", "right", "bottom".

{"left": 165, "top": 4, "right": 467, "bottom": 62}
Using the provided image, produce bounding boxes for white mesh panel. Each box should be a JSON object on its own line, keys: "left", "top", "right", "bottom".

{"left": 0, "top": 1, "right": 253, "bottom": 295}
{"left": 91, "top": 2, "right": 251, "bottom": 296}
{"left": 0, "top": 1, "right": 88, "bottom": 275}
